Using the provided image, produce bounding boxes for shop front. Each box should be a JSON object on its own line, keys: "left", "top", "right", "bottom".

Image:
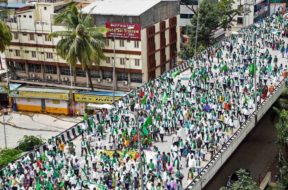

{"left": 73, "top": 91, "right": 126, "bottom": 115}
{"left": 11, "top": 87, "right": 70, "bottom": 115}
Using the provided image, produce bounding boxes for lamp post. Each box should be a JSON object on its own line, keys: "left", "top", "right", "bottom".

{"left": 2, "top": 108, "right": 8, "bottom": 149}
{"left": 194, "top": 0, "right": 200, "bottom": 56}
{"left": 134, "top": 109, "right": 144, "bottom": 190}
{"left": 112, "top": 35, "right": 116, "bottom": 104}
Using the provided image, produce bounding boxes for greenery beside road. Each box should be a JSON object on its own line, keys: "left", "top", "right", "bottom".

{"left": 0, "top": 135, "right": 44, "bottom": 167}
{"left": 180, "top": 0, "right": 242, "bottom": 59}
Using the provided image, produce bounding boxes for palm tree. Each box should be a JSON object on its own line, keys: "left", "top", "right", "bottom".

{"left": 0, "top": 18, "right": 12, "bottom": 71}
{"left": 50, "top": 4, "right": 106, "bottom": 91}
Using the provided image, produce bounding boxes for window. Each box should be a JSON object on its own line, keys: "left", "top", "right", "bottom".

{"left": 106, "top": 57, "right": 111, "bottom": 64}
{"left": 117, "top": 72, "right": 128, "bottom": 81}
{"left": 25, "top": 50, "right": 29, "bottom": 54}
{"left": 135, "top": 59, "right": 140, "bottom": 66}
{"left": 45, "top": 65, "right": 57, "bottom": 74}
{"left": 37, "top": 34, "right": 42, "bottom": 37}
{"left": 46, "top": 52, "right": 53, "bottom": 59}
{"left": 120, "top": 58, "right": 125, "bottom": 65}
{"left": 105, "top": 39, "right": 109, "bottom": 46}
{"left": 31, "top": 51, "right": 36, "bottom": 58}
{"left": 131, "top": 73, "right": 142, "bottom": 83}
{"left": 29, "top": 15, "right": 32, "bottom": 18}
{"left": 45, "top": 35, "right": 51, "bottom": 41}
{"left": 23, "top": 15, "right": 26, "bottom": 18}
{"left": 237, "top": 17, "right": 243, "bottom": 24}
{"left": 119, "top": 40, "right": 124, "bottom": 47}
{"left": 28, "top": 64, "right": 41, "bottom": 73}
{"left": 102, "top": 71, "right": 112, "bottom": 79}
{"left": 29, "top": 33, "right": 34, "bottom": 41}
{"left": 91, "top": 70, "right": 100, "bottom": 78}
{"left": 60, "top": 67, "right": 71, "bottom": 76}
{"left": 22, "top": 33, "right": 27, "bottom": 36}
{"left": 15, "top": 50, "right": 20, "bottom": 56}
{"left": 14, "top": 62, "right": 25, "bottom": 71}
{"left": 44, "top": 7, "right": 47, "bottom": 10}
{"left": 76, "top": 68, "right": 86, "bottom": 77}
{"left": 18, "top": 15, "right": 21, "bottom": 18}
{"left": 14, "top": 32, "right": 18, "bottom": 40}
{"left": 134, "top": 41, "right": 139, "bottom": 48}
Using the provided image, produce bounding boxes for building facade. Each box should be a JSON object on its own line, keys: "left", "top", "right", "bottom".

{"left": 4, "top": 0, "right": 180, "bottom": 92}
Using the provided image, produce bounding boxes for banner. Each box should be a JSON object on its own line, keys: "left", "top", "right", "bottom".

{"left": 14, "top": 91, "right": 69, "bottom": 100}
{"left": 74, "top": 93, "right": 121, "bottom": 104}
{"left": 106, "top": 22, "right": 141, "bottom": 40}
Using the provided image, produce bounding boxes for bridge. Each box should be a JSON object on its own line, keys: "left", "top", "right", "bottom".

{"left": 1, "top": 13, "right": 288, "bottom": 190}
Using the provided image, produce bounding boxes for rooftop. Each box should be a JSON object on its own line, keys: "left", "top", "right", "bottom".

{"left": 81, "top": 0, "right": 162, "bottom": 16}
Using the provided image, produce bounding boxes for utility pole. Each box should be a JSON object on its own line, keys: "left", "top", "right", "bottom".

{"left": 135, "top": 110, "right": 144, "bottom": 190}
{"left": 194, "top": 0, "right": 200, "bottom": 56}
{"left": 3, "top": 109, "right": 8, "bottom": 149}
{"left": 112, "top": 35, "right": 116, "bottom": 104}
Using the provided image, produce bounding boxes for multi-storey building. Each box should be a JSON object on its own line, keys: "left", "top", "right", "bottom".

{"left": 4, "top": 0, "right": 180, "bottom": 92}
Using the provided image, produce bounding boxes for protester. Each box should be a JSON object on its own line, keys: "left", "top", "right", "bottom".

{"left": 0, "top": 11, "right": 287, "bottom": 190}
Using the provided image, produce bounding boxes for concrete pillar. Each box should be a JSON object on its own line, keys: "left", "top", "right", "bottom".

{"left": 57, "top": 65, "right": 61, "bottom": 81}
{"left": 41, "top": 64, "right": 45, "bottom": 81}
{"left": 99, "top": 70, "right": 103, "bottom": 79}
{"left": 128, "top": 72, "right": 131, "bottom": 84}
{"left": 25, "top": 63, "right": 29, "bottom": 77}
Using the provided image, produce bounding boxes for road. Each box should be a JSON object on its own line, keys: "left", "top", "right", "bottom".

{"left": 0, "top": 112, "right": 81, "bottom": 148}
{"left": 203, "top": 110, "right": 278, "bottom": 190}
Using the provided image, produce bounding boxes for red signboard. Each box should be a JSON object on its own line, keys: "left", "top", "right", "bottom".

{"left": 106, "top": 22, "right": 141, "bottom": 40}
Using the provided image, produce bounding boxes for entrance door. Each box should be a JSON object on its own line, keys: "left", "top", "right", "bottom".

{"left": 41, "top": 99, "right": 46, "bottom": 112}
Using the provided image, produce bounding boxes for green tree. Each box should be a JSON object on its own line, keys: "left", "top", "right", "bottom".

{"left": 0, "top": 148, "right": 22, "bottom": 167}
{"left": 220, "top": 169, "right": 259, "bottom": 190}
{"left": 180, "top": 0, "right": 241, "bottom": 59}
{"left": 50, "top": 5, "right": 106, "bottom": 91}
{"left": 17, "top": 135, "right": 44, "bottom": 151}
{"left": 0, "top": 18, "right": 12, "bottom": 53}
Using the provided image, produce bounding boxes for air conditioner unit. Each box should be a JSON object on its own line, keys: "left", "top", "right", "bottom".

{"left": 107, "top": 78, "right": 112, "bottom": 83}
{"left": 123, "top": 81, "right": 128, "bottom": 86}
{"left": 63, "top": 77, "right": 69, "bottom": 82}
{"left": 46, "top": 75, "right": 52, "bottom": 80}
{"left": 97, "top": 78, "right": 102, "bottom": 83}
{"left": 31, "top": 74, "right": 36, "bottom": 78}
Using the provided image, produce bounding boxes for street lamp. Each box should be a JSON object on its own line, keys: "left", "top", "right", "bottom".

{"left": 194, "top": 0, "right": 200, "bottom": 56}
{"left": 2, "top": 108, "right": 9, "bottom": 149}
{"left": 134, "top": 109, "right": 144, "bottom": 190}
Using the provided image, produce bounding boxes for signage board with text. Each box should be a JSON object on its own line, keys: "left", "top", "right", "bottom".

{"left": 106, "top": 22, "right": 141, "bottom": 40}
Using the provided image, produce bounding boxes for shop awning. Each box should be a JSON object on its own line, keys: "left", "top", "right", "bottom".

{"left": 0, "top": 83, "right": 22, "bottom": 94}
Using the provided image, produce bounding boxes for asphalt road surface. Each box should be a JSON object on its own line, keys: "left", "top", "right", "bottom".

{"left": 203, "top": 110, "right": 278, "bottom": 190}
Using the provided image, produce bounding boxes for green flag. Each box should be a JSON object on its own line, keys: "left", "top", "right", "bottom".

{"left": 249, "top": 63, "right": 256, "bottom": 75}
{"left": 36, "top": 180, "right": 41, "bottom": 190}
{"left": 162, "top": 92, "right": 168, "bottom": 104}
{"left": 172, "top": 70, "right": 180, "bottom": 78}
{"left": 221, "top": 64, "right": 229, "bottom": 72}
{"left": 83, "top": 113, "right": 88, "bottom": 121}
{"left": 141, "top": 95, "right": 147, "bottom": 105}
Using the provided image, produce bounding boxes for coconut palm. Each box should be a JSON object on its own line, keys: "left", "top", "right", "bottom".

{"left": 50, "top": 4, "right": 106, "bottom": 91}
{"left": 0, "top": 20, "right": 12, "bottom": 53}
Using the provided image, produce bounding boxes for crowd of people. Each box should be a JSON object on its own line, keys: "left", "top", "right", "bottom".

{"left": 0, "top": 11, "right": 287, "bottom": 190}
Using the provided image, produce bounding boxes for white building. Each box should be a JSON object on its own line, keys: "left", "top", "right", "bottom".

{"left": 4, "top": 0, "right": 181, "bottom": 92}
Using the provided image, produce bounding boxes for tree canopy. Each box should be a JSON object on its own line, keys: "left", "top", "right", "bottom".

{"left": 50, "top": 4, "right": 106, "bottom": 90}
{"left": 180, "top": 0, "right": 242, "bottom": 59}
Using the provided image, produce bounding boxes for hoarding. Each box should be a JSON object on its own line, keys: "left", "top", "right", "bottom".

{"left": 106, "top": 22, "right": 141, "bottom": 40}
{"left": 74, "top": 93, "right": 122, "bottom": 104}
